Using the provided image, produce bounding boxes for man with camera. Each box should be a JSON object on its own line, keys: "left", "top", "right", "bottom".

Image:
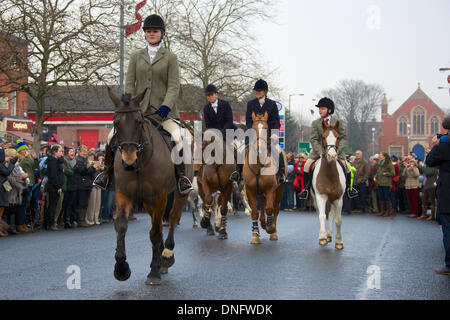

{"left": 425, "top": 114, "right": 450, "bottom": 275}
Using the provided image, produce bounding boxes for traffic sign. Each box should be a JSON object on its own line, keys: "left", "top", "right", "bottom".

{"left": 298, "top": 142, "right": 311, "bottom": 155}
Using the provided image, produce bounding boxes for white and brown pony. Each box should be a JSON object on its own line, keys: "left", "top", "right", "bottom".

{"left": 311, "top": 120, "right": 346, "bottom": 250}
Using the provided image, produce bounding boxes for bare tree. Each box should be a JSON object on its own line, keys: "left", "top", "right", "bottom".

{"left": 321, "top": 79, "right": 384, "bottom": 153}
{"left": 0, "top": 0, "right": 121, "bottom": 152}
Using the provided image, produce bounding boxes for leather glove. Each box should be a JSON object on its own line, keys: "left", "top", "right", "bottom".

{"left": 10, "top": 156, "right": 19, "bottom": 165}
{"left": 156, "top": 105, "right": 171, "bottom": 119}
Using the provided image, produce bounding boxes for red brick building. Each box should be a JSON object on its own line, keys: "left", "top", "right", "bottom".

{"left": 0, "top": 35, "right": 34, "bottom": 142}
{"left": 379, "top": 84, "right": 446, "bottom": 161}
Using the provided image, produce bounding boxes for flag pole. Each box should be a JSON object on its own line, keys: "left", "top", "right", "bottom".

{"left": 120, "top": 0, "right": 125, "bottom": 95}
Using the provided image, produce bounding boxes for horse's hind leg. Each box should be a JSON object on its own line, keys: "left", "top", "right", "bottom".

{"left": 264, "top": 189, "right": 277, "bottom": 235}
{"left": 270, "top": 184, "right": 284, "bottom": 241}
{"left": 259, "top": 196, "right": 267, "bottom": 231}
{"left": 199, "top": 181, "right": 215, "bottom": 236}
{"left": 113, "top": 191, "right": 133, "bottom": 282}
{"left": 218, "top": 184, "right": 233, "bottom": 240}
{"left": 145, "top": 191, "right": 168, "bottom": 286}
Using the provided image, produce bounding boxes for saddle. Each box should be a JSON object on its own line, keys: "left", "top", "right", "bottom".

{"left": 145, "top": 117, "right": 173, "bottom": 152}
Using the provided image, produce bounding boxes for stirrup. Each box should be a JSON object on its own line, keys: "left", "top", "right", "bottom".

{"left": 230, "top": 171, "right": 240, "bottom": 182}
{"left": 93, "top": 172, "right": 109, "bottom": 190}
{"left": 178, "top": 176, "right": 193, "bottom": 196}
{"left": 299, "top": 189, "right": 309, "bottom": 200}
{"left": 347, "top": 187, "right": 358, "bottom": 199}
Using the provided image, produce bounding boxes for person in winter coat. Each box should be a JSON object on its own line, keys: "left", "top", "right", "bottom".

{"left": 0, "top": 148, "right": 17, "bottom": 236}
{"left": 418, "top": 158, "right": 439, "bottom": 221}
{"left": 5, "top": 148, "right": 30, "bottom": 234}
{"left": 61, "top": 147, "right": 77, "bottom": 228}
{"left": 402, "top": 159, "right": 420, "bottom": 218}
{"left": 425, "top": 114, "right": 450, "bottom": 275}
{"left": 45, "top": 145, "right": 65, "bottom": 231}
{"left": 374, "top": 152, "right": 395, "bottom": 217}
{"left": 74, "top": 145, "right": 97, "bottom": 227}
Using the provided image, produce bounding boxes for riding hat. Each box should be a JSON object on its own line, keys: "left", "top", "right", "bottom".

{"left": 205, "top": 84, "right": 218, "bottom": 95}
{"left": 143, "top": 14, "right": 166, "bottom": 31}
{"left": 253, "top": 79, "right": 268, "bottom": 91}
{"left": 316, "top": 97, "right": 335, "bottom": 115}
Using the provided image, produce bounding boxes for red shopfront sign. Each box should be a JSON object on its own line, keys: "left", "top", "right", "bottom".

{"left": 6, "top": 120, "right": 33, "bottom": 132}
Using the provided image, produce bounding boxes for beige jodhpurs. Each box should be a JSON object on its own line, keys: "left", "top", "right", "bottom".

{"left": 304, "top": 157, "right": 349, "bottom": 173}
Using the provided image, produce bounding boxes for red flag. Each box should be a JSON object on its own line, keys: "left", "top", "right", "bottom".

{"left": 125, "top": 0, "right": 147, "bottom": 37}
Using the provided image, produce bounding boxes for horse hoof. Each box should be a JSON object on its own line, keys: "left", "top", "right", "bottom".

{"left": 327, "top": 236, "right": 332, "bottom": 243}
{"left": 193, "top": 224, "right": 198, "bottom": 229}
{"left": 319, "top": 239, "right": 328, "bottom": 246}
{"left": 245, "top": 210, "right": 251, "bottom": 216}
{"left": 218, "top": 231, "right": 228, "bottom": 240}
{"left": 207, "top": 228, "right": 215, "bottom": 236}
{"left": 114, "top": 262, "right": 131, "bottom": 282}
{"left": 270, "top": 233, "right": 278, "bottom": 241}
{"left": 335, "top": 243, "right": 344, "bottom": 250}
{"left": 251, "top": 237, "right": 261, "bottom": 245}
{"left": 160, "top": 266, "right": 168, "bottom": 274}
{"left": 200, "top": 218, "right": 209, "bottom": 229}
{"left": 215, "top": 226, "right": 220, "bottom": 233}
{"left": 162, "top": 249, "right": 175, "bottom": 268}
{"left": 146, "top": 277, "right": 161, "bottom": 286}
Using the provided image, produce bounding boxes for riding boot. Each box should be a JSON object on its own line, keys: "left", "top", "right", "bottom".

{"left": 93, "top": 144, "right": 114, "bottom": 190}
{"left": 230, "top": 163, "right": 242, "bottom": 183}
{"left": 278, "top": 152, "right": 286, "bottom": 184}
{"left": 299, "top": 172, "right": 311, "bottom": 200}
{"left": 382, "top": 202, "right": 392, "bottom": 217}
{"left": 346, "top": 172, "right": 358, "bottom": 199}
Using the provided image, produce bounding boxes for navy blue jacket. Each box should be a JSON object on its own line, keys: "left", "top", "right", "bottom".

{"left": 425, "top": 135, "right": 450, "bottom": 215}
{"left": 203, "top": 99, "right": 236, "bottom": 136}
{"left": 246, "top": 98, "right": 280, "bottom": 137}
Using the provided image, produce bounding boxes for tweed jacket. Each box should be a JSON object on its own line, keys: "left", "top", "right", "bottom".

{"left": 125, "top": 46, "right": 180, "bottom": 120}
{"left": 309, "top": 117, "right": 347, "bottom": 161}
{"left": 402, "top": 166, "right": 420, "bottom": 190}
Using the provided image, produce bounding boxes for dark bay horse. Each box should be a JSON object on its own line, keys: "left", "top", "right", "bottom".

{"left": 108, "top": 88, "right": 192, "bottom": 285}
{"left": 311, "top": 120, "right": 345, "bottom": 250}
{"left": 197, "top": 130, "right": 236, "bottom": 240}
{"left": 243, "top": 112, "right": 286, "bottom": 244}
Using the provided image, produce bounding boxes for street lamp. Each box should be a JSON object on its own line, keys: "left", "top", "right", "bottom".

{"left": 288, "top": 93, "right": 304, "bottom": 113}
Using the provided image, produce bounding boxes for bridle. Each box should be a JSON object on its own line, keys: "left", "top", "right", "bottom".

{"left": 114, "top": 107, "right": 153, "bottom": 167}
{"left": 322, "top": 129, "right": 340, "bottom": 156}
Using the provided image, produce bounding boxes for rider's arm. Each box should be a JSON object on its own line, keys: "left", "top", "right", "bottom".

{"left": 245, "top": 102, "right": 253, "bottom": 130}
{"left": 309, "top": 121, "right": 322, "bottom": 155}
{"left": 161, "top": 53, "right": 180, "bottom": 110}
{"left": 337, "top": 121, "right": 348, "bottom": 153}
{"left": 203, "top": 105, "right": 212, "bottom": 129}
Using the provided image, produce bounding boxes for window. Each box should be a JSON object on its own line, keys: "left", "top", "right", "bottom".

{"left": 412, "top": 106, "right": 425, "bottom": 135}
{"left": 398, "top": 116, "right": 408, "bottom": 136}
{"left": 389, "top": 146, "right": 403, "bottom": 158}
{"left": 430, "top": 116, "right": 440, "bottom": 136}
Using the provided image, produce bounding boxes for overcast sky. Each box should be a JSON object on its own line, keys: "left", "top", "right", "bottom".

{"left": 250, "top": 0, "right": 450, "bottom": 121}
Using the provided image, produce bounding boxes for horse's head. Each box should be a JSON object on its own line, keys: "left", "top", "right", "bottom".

{"left": 321, "top": 119, "right": 340, "bottom": 162}
{"left": 251, "top": 112, "right": 269, "bottom": 142}
{"left": 108, "top": 87, "right": 147, "bottom": 168}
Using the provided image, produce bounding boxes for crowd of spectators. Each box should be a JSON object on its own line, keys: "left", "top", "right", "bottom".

{"left": 0, "top": 139, "right": 118, "bottom": 237}
{"left": 280, "top": 149, "right": 439, "bottom": 222}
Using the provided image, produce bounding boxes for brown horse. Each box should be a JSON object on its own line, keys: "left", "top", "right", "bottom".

{"left": 243, "top": 112, "right": 286, "bottom": 244}
{"left": 197, "top": 130, "right": 236, "bottom": 240}
{"left": 108, "top": 88, "right": 192, "bottom": 285}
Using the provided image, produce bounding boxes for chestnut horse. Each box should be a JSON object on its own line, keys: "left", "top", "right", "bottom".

{"left": 197, "top": 131, "right": 236, "bottom": 240}
{"left": 108, "top": 88, "right": 192, "bottom": 285}
{"left": 311, "top": 120, "right": 345, "bottom": 250}
{"left": 243, "top": 112, "right": 286, "bottom": 244}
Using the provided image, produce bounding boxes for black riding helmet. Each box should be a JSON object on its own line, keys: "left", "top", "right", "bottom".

{"left": 205, "top": 84, "right": 218, "bottom": 95}
{"left": 143, "top": 14, "right": 166, "bottom": 45}
{"left": 253, "top": 79, "right": 268, "bottom": 92}
{"left": 316, "top": 97, "right": 335, "bottom": 115}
